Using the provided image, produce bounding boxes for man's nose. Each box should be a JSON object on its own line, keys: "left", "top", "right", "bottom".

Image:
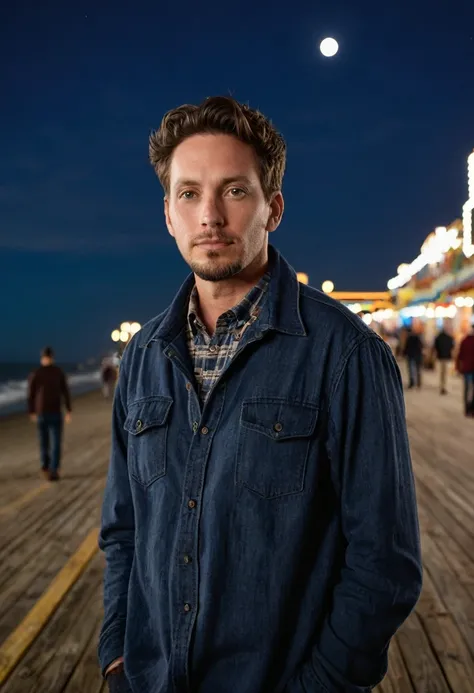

{"left": 200, "top": 196, "right": 225, "bottom": 227}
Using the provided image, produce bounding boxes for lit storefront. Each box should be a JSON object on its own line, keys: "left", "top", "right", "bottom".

{"left": 387, "top": 151, "right": 474, "bottom": 346}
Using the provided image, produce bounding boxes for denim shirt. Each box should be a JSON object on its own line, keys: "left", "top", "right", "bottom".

{"left": 98, "top": 245, "right": 422, "bottom": 693}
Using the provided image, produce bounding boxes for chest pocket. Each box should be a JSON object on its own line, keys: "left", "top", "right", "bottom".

{"left": 236, "top": 398, "right": 318, "bottom": 499}
{"left": 124, "top": 396, "right": 173, "bottom": 488}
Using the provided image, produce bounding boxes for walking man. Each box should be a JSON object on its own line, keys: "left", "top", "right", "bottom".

{"left": 98, "top": 96, "right": 422, "bottom": 693}
{"left": 433, "top": 323, "right": 455, "bottom": 394}
{"left": 457, "top": 323, "right": 474, "bottom": 416}
{"left": 28, "top": 347, "right": 72, "bottom": 481}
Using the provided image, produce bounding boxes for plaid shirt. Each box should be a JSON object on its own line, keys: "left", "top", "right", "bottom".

{"left": 187, "top": 274, "right": 270, "bottom": 402}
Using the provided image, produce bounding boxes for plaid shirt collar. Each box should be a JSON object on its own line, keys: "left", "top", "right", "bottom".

{"left": 187, "top": 273, "right": 270, "bottom": 339}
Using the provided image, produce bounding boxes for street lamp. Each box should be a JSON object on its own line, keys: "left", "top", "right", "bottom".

{"left": 297, "top": 272, "right": 309, "bottom": 285}
{"left": 111, "top": 321, "right": 142, "bottom": 354}
{"left": 322, "top": 280, "right": 335, "bottom": 294}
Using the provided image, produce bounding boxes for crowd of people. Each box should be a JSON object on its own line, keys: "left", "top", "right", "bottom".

{"left": 395, "top": 321, "right": 474, "bottom": 416}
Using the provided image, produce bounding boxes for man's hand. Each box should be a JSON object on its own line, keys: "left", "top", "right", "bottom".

{"left": 105, "top": 657, "right": 124, "bottom": 677}
{"left": 30, "top": 414, "right": 37, "bottom": 423}
{"left": 65, "top": 412, "right": 72, "bottom": 424}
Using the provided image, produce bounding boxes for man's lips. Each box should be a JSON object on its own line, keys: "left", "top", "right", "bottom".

{"left": 195, "top": 240, "right": 232, "bottom": 248}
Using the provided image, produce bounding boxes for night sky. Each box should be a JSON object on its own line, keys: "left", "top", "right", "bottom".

{"left": 2, "top": 0, "right": 474, "bottom": 362}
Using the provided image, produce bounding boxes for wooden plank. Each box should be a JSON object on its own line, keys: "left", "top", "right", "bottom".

{"left": 0, "top": 483, "right": 49, "bottom": 513}
{"left": 0, "top": 554, "right": 104, "bottom": 693}
{"left": 414, "top": 479, "right": 474, "bottom": 560}
{"left": 0, "top": 484, "right": 104, "bottom": 643}
{"left": 0, "top": 478, "right": 104, "bottom": 593}
{"left": 417, "top": 504, "right": 474, "bottom": 588}
{"left": 418, "top": 613, "right": 474, "bottom": 692}
{"left": 0, "top": 483, "right": 50, "bottom": 516}
{"left": 419, "top": 537, "right": 474, "bottom": 657}
{"left": 395, "top": 610, "right": 451, "bottom": 692}
{"left": 0, "top": 528, "right": 99, "bottom": 685}
{"left": 63, "top": 618, "right": 105, "bottom": 693}
{"left": 375, "top": 636, "right": 415, "bottom": 693}
{"left": 0, "top": 437, "right": 109, "bottom": 554}
{"left": 28, "top": 587, "right": 102, "bottom": 693}
{"left": 0, "top": 441, "right": 108, "bottom": 561}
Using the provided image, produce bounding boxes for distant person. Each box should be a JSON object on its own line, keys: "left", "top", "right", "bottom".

{"left": 456, "top": 325, "right": 474, "bottom": 417}
{"left": 404, "top": 326, "right": 423, "bottom": 388}
{"left": 101, "top": 360, "right": 118, "bottom": 399}
{"left": 98, "top": 96, "right": 421, "bottom": 693}
{"left": 433, "top": 324, "right": 455, "bottom": 394}
{"left": 28, "top": 347, "right": 72, "bottom": 481}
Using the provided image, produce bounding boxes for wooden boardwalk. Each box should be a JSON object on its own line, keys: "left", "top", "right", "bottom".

{"left": 0, "top": 368, "right": 473, "bottom": 692}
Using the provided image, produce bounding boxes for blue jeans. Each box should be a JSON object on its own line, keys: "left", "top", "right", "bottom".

{"left": 407, "top": 358, "right": 422, "bottom": 387}
{"left": 464, "top": 372, "right": 474, "bottom": 415}
{"left": 37, "top": 413, "right": 63, "bottom": 473}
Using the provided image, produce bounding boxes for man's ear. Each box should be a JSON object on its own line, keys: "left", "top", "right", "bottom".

{"left": 266, "top": 191, "right": 284, "bottom": 233}
{"left": 164, "top": 197, "right": 175, "bottom": 238}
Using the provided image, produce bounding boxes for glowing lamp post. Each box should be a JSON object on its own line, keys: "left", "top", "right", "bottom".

{"left": 111, "top": 321, "right": 142, "bottom": 355}
{"left": 297, "top": 272, "right": 309, "bottom": 285}
{"left": 322, "top": 280, "right": 335, "bottom": 294}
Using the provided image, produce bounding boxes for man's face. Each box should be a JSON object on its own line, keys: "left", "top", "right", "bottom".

{"left": 164, "top": 133, "right": 283, "bottom": 281}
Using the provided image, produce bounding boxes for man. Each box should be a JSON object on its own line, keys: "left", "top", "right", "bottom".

{"left": 98, "top": 96, "right": 422, "bottom": 693}
{"left": 456, "top": 323, "right": 474, "bottom": 417}
{"left": 28, "top": 347, "right": 72, "bottom": 481}
{"left": 403, "top": 325, "right": 424, "bottom": 389}
{"left": 433, "top": 323, "right": 455, "bottom": 394}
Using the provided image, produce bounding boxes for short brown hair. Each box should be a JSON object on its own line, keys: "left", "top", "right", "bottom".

{"left": 149, "top": 96, "right": 286, "bottom": 201}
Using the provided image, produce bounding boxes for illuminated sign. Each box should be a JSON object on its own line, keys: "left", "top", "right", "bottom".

{"left": 462, "top": 151, "right": 474, "bottom": 258}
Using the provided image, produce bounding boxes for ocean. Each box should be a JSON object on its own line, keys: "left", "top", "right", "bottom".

{"left": 0, "top": 362, "right": 102, "bottom": 417}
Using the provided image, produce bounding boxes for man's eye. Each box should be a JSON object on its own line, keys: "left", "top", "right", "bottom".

{"left": 181, "top": 191, "right": 196, "bottom": 200}
{"left": 229, "top": 188, "right": 245, "bottom": 197}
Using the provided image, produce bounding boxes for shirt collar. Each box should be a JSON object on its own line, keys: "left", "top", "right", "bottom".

{"left": 187, "top": 273, "right": 270, "bottom": 337}
{"left": 140, "top": 245, "right": 306, "bottom": 348}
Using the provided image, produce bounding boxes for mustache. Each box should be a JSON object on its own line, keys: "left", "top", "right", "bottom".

{"left": 193, "top": 233, "right": 234, "bottom": 246}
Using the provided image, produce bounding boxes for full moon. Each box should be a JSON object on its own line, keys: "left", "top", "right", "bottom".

{"left": 320, "top": 37, "right": 339, "bottom": 57}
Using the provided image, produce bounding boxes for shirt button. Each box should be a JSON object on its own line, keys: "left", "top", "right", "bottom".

{"left": 209, "top": 345, "right": 218, "bottom": 354}
{"left": 274, "top": 422, "right": 283, "bottom": 433}
{"left": 184, "top": 603, "right": 191, "bottom": 613}
{"left": 201, "top": 426, "right": 209, "bottom": 435}
{"left": 183, "top": 555, "right": 192, "bottom": 564}
{"left": 136, "top": 420, "right": 143, "bottom": 432}
{"left": 188, "top": 499, "right": 196, "bottom": 509}
{"left": 186, "top": 382, "right": 192, "bottom": 391}
{"left": 192, "top": 422, "right": 199, "bottom": 433}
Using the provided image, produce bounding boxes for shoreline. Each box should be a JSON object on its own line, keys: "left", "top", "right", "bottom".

{"left": 0, "top": 387, "right": 104, "bottom": 424}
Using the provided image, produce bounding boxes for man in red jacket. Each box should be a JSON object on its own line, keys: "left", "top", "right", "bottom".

{"left": 456, "top": 324, "right": 474, "bottom": 417}
{"left": 28, "top": 347, "right": 72, "bottom": 480}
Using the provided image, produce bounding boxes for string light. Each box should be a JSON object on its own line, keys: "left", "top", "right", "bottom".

{"left": 387, "top": 226, "right": 462, "bottom": 290}
{"left": 399, "top": 305, "right": 457, "bottom": 319}
{"left": 462, "top": 151, "right": 474, "bottom": 258}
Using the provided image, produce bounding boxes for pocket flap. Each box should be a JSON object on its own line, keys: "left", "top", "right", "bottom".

{"left": 124, "top": 396, "right": 173, "bottom": 435}
{"left": 240, "top": 398, "right": 318, "bottom": 441}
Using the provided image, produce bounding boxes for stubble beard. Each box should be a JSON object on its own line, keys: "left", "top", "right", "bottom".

{"left": 189, "top": 250, "right": 244, "bottom": 282}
